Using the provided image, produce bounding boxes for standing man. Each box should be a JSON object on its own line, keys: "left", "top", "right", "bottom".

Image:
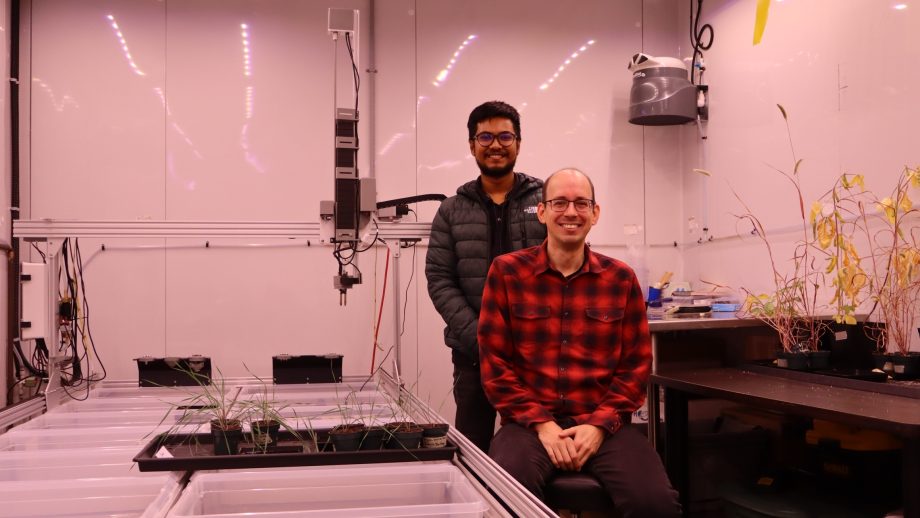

{"left": 426, "top": 101, "right": 546, "bottom": 453}
{"left": 479, "top": 168, "right": 680, "bottom": 517}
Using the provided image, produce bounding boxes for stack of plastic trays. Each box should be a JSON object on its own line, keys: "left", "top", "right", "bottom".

{"left": 168, "top": 463, "right": 488, "bottom": 517}
{"left": 0, "top": 446, "right": 182, "bottom": 517}
{"left": 0, "top": 384, "right": 189, "bottom": 517}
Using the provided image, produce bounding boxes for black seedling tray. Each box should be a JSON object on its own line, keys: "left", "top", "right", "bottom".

{"left": 133, "top": 429, "right": 456, "bottom": 472}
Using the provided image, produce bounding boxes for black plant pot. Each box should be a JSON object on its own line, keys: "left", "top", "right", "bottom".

{"left": 330, "top": 424, "right": 365, "bottom": 452}
{"left": 776, "top": 350, "right": 809, "bottom": 370}
{"left": 806, "top": 351, "right": 831, "bottom": 370}
{"left": 250, "top": 419, "right": 281, "bottom": 450}
{"left": 891, "top": 352, "right": 920, "bottom": 380}
{"left": 384, "top": 422, "right": 422, "bottom": 450}
{"left": 211, "top": 419, "right": 243, "bottom": 455}
{"left": 382, "top": 422, "right": 415, "bottom": 448}
{"left": 360, "top": 426, "right": 386, "bottom": 450}
{"left": 872, "top": 352, "right": 894, "bottom": 374}
{"left": 420, "top": 423, "right": 450, "bottom": 448}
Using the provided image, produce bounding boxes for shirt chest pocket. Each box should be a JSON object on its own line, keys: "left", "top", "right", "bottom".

{"left": 583, "top": 307, "right": 626, "bottom": 355}
{"left": 510, "top": 304, "right": 552, "bottom": 349}
{"left": 512, "top": 304, "right": 552, "bottom": 320}
{"left": 585, "top": 307, "right": 625, "bottom": 323}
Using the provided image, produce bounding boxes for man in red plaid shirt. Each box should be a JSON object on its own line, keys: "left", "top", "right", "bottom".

{"left": 479, "top": 168, "right": 680, "bottom": 516}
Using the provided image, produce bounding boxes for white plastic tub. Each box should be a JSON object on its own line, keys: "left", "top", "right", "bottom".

{"left": 0, "top": 446, "right": 153, "bottom": 481}
{"left": 0, "top": 424, "right": 170, "bottom": 452}
{"left": 168, "top": 463, "right": 487, "bottom": 517}
{"left": 0, "top": 474, "right": 182, "bottom": 518}
{"left": 14, "top": 409, "right": 174, "bottom": 429}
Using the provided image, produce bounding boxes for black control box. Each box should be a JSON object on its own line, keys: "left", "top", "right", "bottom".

{"left": 135, "top": 355, "right": 211, "bottom": 387}
{"left": 273, "top": 354, "right": 343, "bottom": 384}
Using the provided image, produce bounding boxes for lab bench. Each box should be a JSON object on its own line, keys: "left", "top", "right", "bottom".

{"left": 646, "top": 315, "right": 919, "bottom": 517}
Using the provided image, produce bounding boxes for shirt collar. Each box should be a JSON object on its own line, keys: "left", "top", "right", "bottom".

{"left": 532, "top": 241, "right": 605, "bottom": 277}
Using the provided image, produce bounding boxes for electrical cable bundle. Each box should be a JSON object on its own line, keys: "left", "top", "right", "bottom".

{"left": 57, "top": 238, "right": 107, "bottom": 400}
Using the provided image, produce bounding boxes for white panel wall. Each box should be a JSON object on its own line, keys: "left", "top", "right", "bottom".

{"left": 680, "top": 0, "right": 920, "bottom": 351}
{"left": 16, "top": 0, "right": 680, "bottom": 416}
{"left": 22, "top": 0, "right": 378, "bottom": 382}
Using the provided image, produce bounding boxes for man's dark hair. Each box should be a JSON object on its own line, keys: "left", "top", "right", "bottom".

{"left": 467, "top": 101, "right": 522, "bottom": 140}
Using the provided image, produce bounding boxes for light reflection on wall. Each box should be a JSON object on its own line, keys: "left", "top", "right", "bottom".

{"left": 106, "top": 14, "right": 146, "bottom": 76}
{"left": 241, "top": 23, "right": 253, "bottom": 77}
{"left": 32, "top": 78, "right": 80, "bottom": 112}
{"left": 154, "top": 87, "right": 203, "bottom": 161}
{"left": 240, "top": 23, "right": 265, "bottom": 174}
{"left": 539, "top": 39, "right": 595, "bottom": 91}
{"left": 432, "top": 35, "right": 477, "bottom": 87}
{"left": 378, "top": 132, "right": 405, "bottom": 156}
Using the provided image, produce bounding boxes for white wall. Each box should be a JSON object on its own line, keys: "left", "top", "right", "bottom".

{"left": 680, "top": 0, "right": 920, "bottom": 351}
{"left": 17, "top": 0, "right": 682, "bottom": 418}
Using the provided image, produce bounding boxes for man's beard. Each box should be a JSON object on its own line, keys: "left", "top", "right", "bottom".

{"left": 477, "top": 158, "right": 516, "bottom": 179}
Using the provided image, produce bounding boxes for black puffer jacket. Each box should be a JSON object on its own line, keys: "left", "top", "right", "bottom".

{"left": 426, "top": 172, "right": 546, "bottom": 364}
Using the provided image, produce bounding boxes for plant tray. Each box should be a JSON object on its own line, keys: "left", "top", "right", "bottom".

{"left": 133, "top": 429, "right": 457, "bottom": 472}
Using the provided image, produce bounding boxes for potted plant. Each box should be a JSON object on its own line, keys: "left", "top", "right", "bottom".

{"left": 810, "top": 173, "right": 869, "bottom": 328}
{"left": 244, "top": 374, "right": 305, "bottom": 452}
{"left": 419, "top": 422, "right": 450, "bottom": 448}
{"left": 824, "top": 166, "right": 920, "bottom": 377}
{"left": 737, "top": 105, "right": 830, "bottom": 369}
{"left": 153, "top": 367, "right": 252, "bottom": 455}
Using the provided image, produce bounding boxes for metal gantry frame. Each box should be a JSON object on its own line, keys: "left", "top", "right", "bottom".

{"left": 12, "top": 218, "right": 432, "bottom": 409}
{"left": 5, "top": 219, "right": 558, "bottom": 515}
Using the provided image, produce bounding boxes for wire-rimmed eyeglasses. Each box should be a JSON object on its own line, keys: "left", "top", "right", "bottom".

{"left": 473, "top": 131, "right": 518, "bottom": 147}
{"left": 543, "top": 198, "right": 595, "bottom": 212}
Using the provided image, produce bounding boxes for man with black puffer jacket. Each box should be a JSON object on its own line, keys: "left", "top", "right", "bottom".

{"left": 426, "top": 101, "right": 546, "bottom": 453}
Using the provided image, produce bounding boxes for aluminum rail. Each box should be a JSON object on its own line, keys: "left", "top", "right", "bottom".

{"left": 0, "top": 396, "right": 46, "bottom": 431}
{"left": 377, "top": 369, "right": 556, "bottom": 518}
{"left": 13, "top": 219, "right": 431, "bottom": 241}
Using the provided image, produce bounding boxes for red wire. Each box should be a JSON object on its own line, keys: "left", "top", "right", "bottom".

{"left": 371, "top": 246, "right": 390, "bottom": 374}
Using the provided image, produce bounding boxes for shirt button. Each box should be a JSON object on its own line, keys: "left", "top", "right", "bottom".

{"left": 561, "top": 340, "right": 567, "bottom": 345}
{"left": 560, "top": 367, "right": 566, "bottom": 372}
{"left": 564, "top": 311, "right": 569, "bottom": 317}
{"left": 559, "top": 394, "right": 565, "bottom": 399}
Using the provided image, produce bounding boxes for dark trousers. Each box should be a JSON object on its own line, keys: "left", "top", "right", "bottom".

{"left": 452, "top": 360, "right": 497, "bottom": 453}
{"left": 490, "top": 422, "right": 681, "bottom": 518}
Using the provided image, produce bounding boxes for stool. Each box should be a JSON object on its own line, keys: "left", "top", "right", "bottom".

{"left": 544, "top": 471, "right": 618, "bottom": 517}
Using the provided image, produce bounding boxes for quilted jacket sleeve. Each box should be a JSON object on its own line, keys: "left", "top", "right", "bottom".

{"left": 425, "top": 200, "right": 481, "bottom": 359}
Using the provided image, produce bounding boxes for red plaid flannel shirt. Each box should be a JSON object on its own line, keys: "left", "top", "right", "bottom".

{"left": 478, "top": 243, "right": 651, "bottom": 434}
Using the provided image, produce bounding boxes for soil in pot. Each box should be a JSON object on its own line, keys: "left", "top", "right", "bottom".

{"left": 211, "top": 419, "right": 243, "bottom": 455}
{"left": 420, "top": 423, "right": 450, "bottom": 448}
{"left": 330, "top": 423, "right": 366, "bottom": 452}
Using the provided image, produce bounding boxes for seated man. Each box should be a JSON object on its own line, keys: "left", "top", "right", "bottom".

{"left": 478, "top": 168, "right": 680, "bottom": 517}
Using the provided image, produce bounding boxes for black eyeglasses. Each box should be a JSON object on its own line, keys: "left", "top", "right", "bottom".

{"left": 473, "top": 131, "right": 518, "bottom": 147}
{"left": 543, "top": 198, "right": 595, "bottom": 212}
